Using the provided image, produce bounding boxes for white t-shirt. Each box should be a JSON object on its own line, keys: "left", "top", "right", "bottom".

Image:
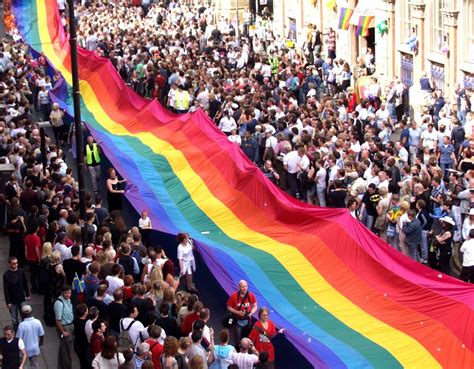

{"left": 350, "top": 141, "right": 361, "bottom": 153}
{"left": 328, "top": 165, "right": 338, "bottom": 182}
{"left": 375, "top": 108, "right": 389, "bottom": 123}
{"left": 228, "top": 134, "right": 242, "bottom": 145}
{"left": 85, "top": 319, "right": 94, "bottom": 342}
{"left": 219, "top": 116, "right": 237, "bottom": 133}
{"left": 54, "top": 242, "right": 72, "bottom": 261}
{"left": 265, "top": 136, "right": 277, "bottom": 150}
{"left": 378, "top": 180, "right": 389, "bottom": 191}
{"left": 461, "top": 239, "right": 474, "bottom": 267}
{"left": 421, "top": 130, "right": 438, "bottom": 150}
{"left": 105, "top": 275, "right": 124, "bottom": 295}
{"left": 283, "top": 151, "right": 309, "bottom": 174}
{"left": 138, "top": 217, "right": 152, "bottom": 230}
{"left": 120, "top": 318, "right": 145, "bottom": 349}
{"left": 177, "top": 243, "right": 194, "bottom": 263}
{"left": 231, "top": 352, "right": 258, "bottom": 369}
{"left": 316, "top": 167, "right": 327, "bottom": 188}
{"left": 167, "top": 89, "right": 176, "bottom": 108}
{"left": 92, "top": 353, "right": 125, "bottom": 369}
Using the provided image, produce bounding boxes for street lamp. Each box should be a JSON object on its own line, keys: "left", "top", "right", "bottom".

{"left": 67, "top": 0, "right": 87, "bottom": 246}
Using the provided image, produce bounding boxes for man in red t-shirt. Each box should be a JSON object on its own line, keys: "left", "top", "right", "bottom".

{"left": 226, "top": 280, "right": 258, "bottom": 343}
{"left": 24, "top": 223, "right": 41, "bottom": 292}
{"left": 145, "top": 325, "right": 164, "bottom": 369}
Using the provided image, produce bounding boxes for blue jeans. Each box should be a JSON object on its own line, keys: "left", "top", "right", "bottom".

{"left": 362, "top": 212, "right": 375, "bottom": 231}
{"left": 287, "top": 172, "right": 298, "bottom": 198}
{"left": 9, "top": 301, "right": 27, "bottom": 330}
{"left": 317, "top": 186, "right": 326, "bottom": 207}
{"left": 421, "top": 230, "right": 429, "bottom": 260}
{"left": 387, "top": 103, "right": 396, "bottom": 121}
{"left": 440, "top": 162, "right": 451, "bottom": 178}
{"left": 407, "top": 243, "right": 419, "bottom": 261}
{"left": 457, "top": 109, "right": 466, "bottom": 126}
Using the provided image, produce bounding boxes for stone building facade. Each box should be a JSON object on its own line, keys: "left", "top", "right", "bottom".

{"left": 214, "top": 0, "right": 474, "bottom": 97}
{"left": 265, "top": 0, "right": 473, "bottom": 99}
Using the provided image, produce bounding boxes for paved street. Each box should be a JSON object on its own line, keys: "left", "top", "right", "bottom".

{"left": 0, "top": 235, "right": 80, "bottom": 369}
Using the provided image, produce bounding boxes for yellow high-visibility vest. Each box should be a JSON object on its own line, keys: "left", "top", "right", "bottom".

{"left": 175, "top": 90, "right": 190, "bottom": 110}
{"left": 86, "top": 143, "right": 100, "bottom": 165}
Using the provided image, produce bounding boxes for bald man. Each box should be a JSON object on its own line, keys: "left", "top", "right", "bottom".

{"left": 231, "top": 337, "right": 259, "bottom": 369}
{"left": 226, "top": 280, "right": 257, "bottom": 343}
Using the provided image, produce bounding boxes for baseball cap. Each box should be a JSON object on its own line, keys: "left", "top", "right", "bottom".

{"left": 21, "top": 305, "right": 32, "bottom": 314}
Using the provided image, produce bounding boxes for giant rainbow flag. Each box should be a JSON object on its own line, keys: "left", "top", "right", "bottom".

{"left": 11, "top": 0, "right": 474, "bottom": 368}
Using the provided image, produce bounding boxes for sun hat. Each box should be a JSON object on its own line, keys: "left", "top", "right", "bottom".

{"left": 439, "top": 216, "right": 455, "bottom": 226}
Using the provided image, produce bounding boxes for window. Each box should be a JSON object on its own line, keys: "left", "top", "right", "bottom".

{"left": 401, "top": 1, "right": 412, "bottom": 41}
{"left": 432, "top": 0, "right": 447, "bottom": 52}
{"left": 464, "top": 73, "right": 474, "bottom": 90}
{"left": 431, "top": 62, "right": 445, "bottom": 91}
{"left": 465, "top": 0, "right": 474, "bottom": 61}
{"left": 400, "top": 53, "right": 414, "bottom": 87}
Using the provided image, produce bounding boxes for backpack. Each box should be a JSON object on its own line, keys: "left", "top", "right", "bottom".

{"left": 117, "top": 319, "right": 137, "bottom": 352}
{"left": 44, "top": 299, "right": 63, "bottom": 327}
{"left": 131, "top": 249, "right": 142, "bottom": 266}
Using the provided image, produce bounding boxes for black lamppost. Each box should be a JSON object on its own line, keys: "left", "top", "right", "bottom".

{"left": 67, "top": 0, "right": 87, "bottom": 246}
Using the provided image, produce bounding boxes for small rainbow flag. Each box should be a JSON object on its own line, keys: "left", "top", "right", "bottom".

{"left": 356, "top": 15, "right": 374, "bottom": 36}
{"left": 338, "top": 7, "right": 354, "bottom": 30}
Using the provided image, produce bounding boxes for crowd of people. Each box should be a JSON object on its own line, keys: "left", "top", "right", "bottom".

{"left": 71, "top": 0, "right": 474, "bottom": 270}
{"left": 2, "top": 0, "right": 474, "bottom": 368}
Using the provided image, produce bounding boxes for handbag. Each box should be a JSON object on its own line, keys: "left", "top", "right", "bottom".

{"left": 222, "top": 291, "right": 250, "bottom": 328}
{"left": 222, "top": 311, "right": 234, "bottom": 328}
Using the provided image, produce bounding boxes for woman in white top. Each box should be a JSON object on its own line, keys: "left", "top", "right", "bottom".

{"left": 462, "top": 209, "right": 474, "bottom": 241}
{"left": 227, "top": 129, "right": 241, "bottom": 145}
{"left": 177, "top": 232, "right": 197, "bottom": 293}
{"left": 92, "top": 336, "right": 125, "bottom": 369}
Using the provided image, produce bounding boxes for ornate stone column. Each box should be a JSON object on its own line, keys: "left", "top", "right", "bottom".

{"left": 385, "top": 0, "right": 396, "bottom": 80}
{"left": 409, "top": 1, "right": 426, "bottom": 84}
{"left": 441, "top": 7, "right": 460, "bottom": 98}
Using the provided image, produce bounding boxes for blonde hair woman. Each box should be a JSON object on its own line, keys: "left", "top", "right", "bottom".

{"left": 49, "top": 102, "right": 64, "bottom": 144}
{"left": 145, "top": 281, "right": 165, "bottom": 308}
{"left": 103, "top": 231, "right": 112, "bottom": 243}
{"left": 95, "top": 250, "right": 108, "bottom": 266}
{"left": 400, "top": 182, "right": 412, "bottom": 203}
{"left": 39, "top": 242, "right": 53, "bottom": 296}
{"left": 161, "top": 287, "right": 177, "bottom": 318}
{"left": 45, "top": 251, "right": 65, "bottom": 308}
{"left": 42, "top": 242, "right": 53, "bottom": 259}
{"left": 146, "top": 267, "right": 163, "bottom": 291}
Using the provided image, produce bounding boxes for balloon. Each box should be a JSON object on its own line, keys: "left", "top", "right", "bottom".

{"left": 376, "top": 20, "right": 388, "bottom": 35}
